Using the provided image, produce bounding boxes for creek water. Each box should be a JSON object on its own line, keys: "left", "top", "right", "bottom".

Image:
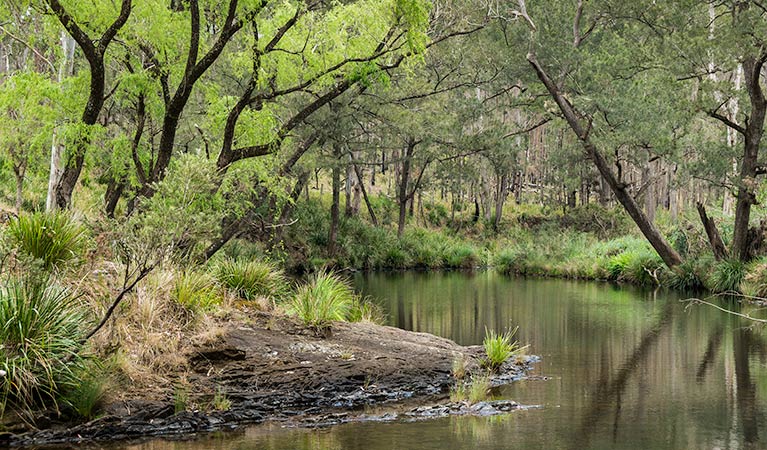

{"left": 113, "top": 272, "right": 767, "bottom": 450}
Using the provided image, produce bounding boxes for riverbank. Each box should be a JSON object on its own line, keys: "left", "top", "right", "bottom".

{"left": 2, "top": 311, "right": 533, "bottom": 447}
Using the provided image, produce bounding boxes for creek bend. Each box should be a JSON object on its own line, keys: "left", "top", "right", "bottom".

{"left": 106, "top": 271, "right": 766, "bottom": 450}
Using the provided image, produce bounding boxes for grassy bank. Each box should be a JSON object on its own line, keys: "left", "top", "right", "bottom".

{"left": 0, "top": 198, "right": 762, "bottom": 426}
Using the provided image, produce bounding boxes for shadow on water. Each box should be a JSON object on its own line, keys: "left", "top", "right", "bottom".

{"left": 571, "top": 300, "right": 675, "bottom": 450}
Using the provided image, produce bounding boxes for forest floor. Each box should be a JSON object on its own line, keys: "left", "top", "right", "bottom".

{"left": 2, "top": 312, "right": 534, "bottom": 447}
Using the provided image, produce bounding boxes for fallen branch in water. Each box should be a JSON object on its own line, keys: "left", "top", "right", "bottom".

{"left": 681, "top": 295, "right": 767, "bottom": 324}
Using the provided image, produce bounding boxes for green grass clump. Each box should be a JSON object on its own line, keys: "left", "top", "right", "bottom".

{"left": 606, "top": 251, "right": 636, "bottom": 281}
{"left": 288, "top": 270, "right": 356, "bottom": 329}
{"left": 666, "top": 259, "right": 705, "bottom": 291}
{"left": 451, "top": 374, "right": 492, "bottom": 404}
{"left": 8, "top": 212, "right": 86, "bottom": 270}
{"left": 621, "top": 252, "right": 666, "bottom": 286}
{"left": 742, "top": 258, "right": 767, "bottom": 298}
{"left": 495, "top": 248, "right": 529, "bottom": 275}
{"left": 442, "top": 243, "right": 479, "bottom": 269}
{"left": 347, "top": 296, "right": 385, "bottom": 324}
{"left": 62, "top": 365, "right": 107, "bottom": 419}
{"left": 707, "top": 259, "right": 747, "bottom": 293}
{"left": 214, "top": 259, "right": 286, "bottom": 301}
{"left": 0, "top": 279, "right": 89, "bottom": 419}
{"left": 482, "top": 327, "right": 524, "bottom": 372}
{"left": 173, "top": 271, "right": 220, "bottom": 314}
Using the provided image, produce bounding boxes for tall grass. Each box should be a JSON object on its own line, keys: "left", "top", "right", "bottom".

{"left": 0, "top": 279, "right": 89, "bottom": 418}
{"left": 288, "top": 270, "right": 356, "bottom": 329}
{"left": 173, "top": 271, "right": 220, "bottom": 314}
{"left": 214, "top": 259, "right": 286, "bottom": 301}
{"left": 707, "top": 259, "right": 747, "bottom": 293}
{"left": 8, "top": 212, "right": 87, "bottom": 270}
{"left": 482, "top": 327, "right": 525, "bottom": 372}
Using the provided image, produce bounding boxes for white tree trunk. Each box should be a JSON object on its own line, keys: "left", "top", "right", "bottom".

{"left": 46, "top": 32, "right": 76, "bottom": 212}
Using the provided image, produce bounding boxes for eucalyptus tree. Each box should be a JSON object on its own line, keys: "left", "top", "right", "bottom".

{"left": 41, "top": 0, "right": 132, "bottom": 209}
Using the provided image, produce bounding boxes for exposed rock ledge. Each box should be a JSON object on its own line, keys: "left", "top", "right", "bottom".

{"left": 2, "top": 313, "right": 534, "bottom": 447}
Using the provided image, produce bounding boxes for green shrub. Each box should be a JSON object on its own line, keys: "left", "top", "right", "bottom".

{"left": 214, "top": 259, "right": 286, "bottom": 301}
{"left": 288, "top": 270, "right": 356, "bottom": 329}
{"left": 0, "top": 279, "right": 89, "bottom": 418}
{"left": 8, "top": 212, "right": 86, "bottom": 270}
{"left": 173, "top": 271, "right": 220, "bottom": 314}
{"left": 707, "top": 259, "right": 747, "bottom": 293}
{"left": 482, "top": 327, "right": 524, "bottom": 372}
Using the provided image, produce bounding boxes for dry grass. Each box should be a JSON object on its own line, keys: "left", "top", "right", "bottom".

{"left": 83, "top": 267, "right": 227, "bottom": 394}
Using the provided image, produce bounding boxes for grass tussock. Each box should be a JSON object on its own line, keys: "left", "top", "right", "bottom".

{"left": 0, "top": 278, "right": 89, "bottom": 419}
{"left": 482, "top": 327, "right": 525, "bottom": 372}
{"left": 8, "top": 212, "right": 87, "bottom": 270}
{"left": 213, "top": 259, "right": 287, "bottom": 303}
{"left": 707, "top": 259, "right": 747, "bottom": 293}
{"left": 288, "top": 270, "right": 355, "bottom": 329}
{"left": 450, "top": 373, "right": 492, "bottom": 404}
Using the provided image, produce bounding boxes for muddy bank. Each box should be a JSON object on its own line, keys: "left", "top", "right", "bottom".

{"left": 3, "top": 313, "right": 534, "bottom": 447}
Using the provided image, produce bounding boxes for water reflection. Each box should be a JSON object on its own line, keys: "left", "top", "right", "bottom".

{"left": 106, "top": 272, "right": 767, "bottom": 450}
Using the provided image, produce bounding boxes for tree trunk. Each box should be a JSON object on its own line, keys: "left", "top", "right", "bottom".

{"left": 328, "top": 160, "right": 341, "bottom": 257}
{"left": 730, "top": 55, "right": 766, "bottom": 261}
{"left": 14, "top": 166, "right": 24, "bottom": 214}
{"left": 696, "top": 202, "right": 729, "bottom": 261}
{"left": 528, "top": 54, "right": 683, "bottom": 268}
{"left": 397, "top": 140, "right": 414, "bottom": 238}
{"left": 354, "top": 164, "right": 378, "bottom": 226}
{"left": 494, "top": 173, "right": 508, "bottom": 231}
{"left": 47, "top": 32, "right": 76, "bottom": 212}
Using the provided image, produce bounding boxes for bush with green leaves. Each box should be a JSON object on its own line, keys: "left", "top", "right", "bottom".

{"left": 214, "top": 259, "right": 287, "bottom": 301}
{"left": 0, "top": 279, "right": 90, "bottom": 419}
{"left": 482, "top": 327, "right": 525, "bottom": 372}
{"left": 7, "top": 212, "right": 86, "bottom": 270}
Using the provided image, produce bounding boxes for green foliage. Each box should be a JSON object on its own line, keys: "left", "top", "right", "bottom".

{"left": 348, "top": 296, "right": 385, "bottom": 324}
{"left": 62, "top": 365, "right": 107, "bottom": 420}
{"left": 214, "top": 259, "right": 287, "bottom": 301}
{"left": 707, "top": 259, "right": 747, "bottom": 293}
{"left": 8, "top": 212, "right": 87, "bottom": 270}
{"left": 741, "top": 258, "right": 767, "bottom": 298}
{"left": 666, "top": 259, "right": 705, "bottom": 291}
{"left": 560, "top": 204, "right": 631, "bottom": 238}
{"left": 173, "top": 271, "right": 221, "bottom": 314}
{"left": 621, "top": 252, "right": 666, "bottom": 286}
{"left": 451, "top": 373, "right": 491, "bottom": 404}
{"left": 0, "top": 279, "right": 89, "bottom": 419}
{"left": 482, "top": 327, "right": 524, "bottom": 372}
{"left": 288, "top": 270, "right": 356, "bottom": 329}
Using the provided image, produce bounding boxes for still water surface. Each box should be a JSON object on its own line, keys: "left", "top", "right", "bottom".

{"left": 116, "top": 272, "right": 767, "bottom": 450}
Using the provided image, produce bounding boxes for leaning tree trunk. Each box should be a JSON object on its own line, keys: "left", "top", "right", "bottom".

{"left": 528, "top": 54, "right": 683, "bottom": 268}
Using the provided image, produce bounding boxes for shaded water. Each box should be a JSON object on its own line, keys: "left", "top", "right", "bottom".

{"left": 115, "top": 272, "right": 767, "bottom": 449}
